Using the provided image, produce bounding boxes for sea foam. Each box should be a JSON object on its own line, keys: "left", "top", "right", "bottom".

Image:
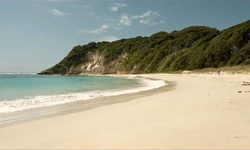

{"left": 0, "top": 76, "right": 166, "bottom": 113}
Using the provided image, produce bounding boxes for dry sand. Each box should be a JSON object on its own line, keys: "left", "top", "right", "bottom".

{"left": 0, "top": 73, "right": 250, "bottom": 149}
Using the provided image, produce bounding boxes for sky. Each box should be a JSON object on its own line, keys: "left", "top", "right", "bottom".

{"left": 0, "top": 0, "right": 250, "bottom": 73}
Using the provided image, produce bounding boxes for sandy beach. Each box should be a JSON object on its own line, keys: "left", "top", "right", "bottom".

{"left": 1, "top": 73, "right": 250, "bottom": 149}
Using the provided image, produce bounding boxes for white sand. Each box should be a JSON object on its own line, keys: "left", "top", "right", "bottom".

{"left": 0, "top": 73, "right": 250, "bottom": 149}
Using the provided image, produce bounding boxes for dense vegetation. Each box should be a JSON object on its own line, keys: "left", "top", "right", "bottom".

{"left": 40, "top": 20, "right": 250, "bottom": 75}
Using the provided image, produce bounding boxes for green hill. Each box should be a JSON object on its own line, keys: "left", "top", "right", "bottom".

{"left": 40, "top": 20, "right": 250, "bottom": 75}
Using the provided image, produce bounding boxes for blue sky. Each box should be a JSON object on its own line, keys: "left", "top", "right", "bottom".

{"left": 0, "top": 0, "right": 249, "bottom": 72}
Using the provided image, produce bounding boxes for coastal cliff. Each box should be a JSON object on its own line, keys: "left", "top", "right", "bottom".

{"left": 40, "top": 20, "right": 250, "bottom": 75}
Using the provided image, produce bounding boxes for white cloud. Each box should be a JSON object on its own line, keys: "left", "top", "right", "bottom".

{"left": 110, "top": 3, "right": 127, "bottom": 12}
{"left": 78, "top": 10, "right": 163, "bottom": 37}
{"left": 118, "top": 10, "right": 163, "bottom": 27}
{"left": 110, "top": 7, "right": 119, "bottom": 12}
{"left": 119, "top": 14, "right": 132, "bottom": 26}
{"left": 78, "top": 24, "right": 110, "bottom": 34}
{"left": 132, "top": 10, "right": 152, "bottom": 19}
{"left": 132, "top": 10, "right": 161, "bottom": 26}
{"left": 100, "top": 35, "right": 120, "bottom": 42}
{"left": 50, "top": 9, "right": 70, "bottom": 16}
{"left": 100, "top": 24, "right": 109, "bottom": 30}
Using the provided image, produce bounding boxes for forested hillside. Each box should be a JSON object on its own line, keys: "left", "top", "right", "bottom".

{"left": 40, "top": 20, "right": 250, "bottom": 75}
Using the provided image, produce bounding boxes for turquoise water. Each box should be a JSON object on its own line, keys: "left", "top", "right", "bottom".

{"left": 0, "top": 74, "right": 140, "bottom": 100}
{"left": 0, "top": 73, "right": 165, "bottom": 113}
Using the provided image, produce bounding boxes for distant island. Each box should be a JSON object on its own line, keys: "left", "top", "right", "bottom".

{"left": 39, "top": 20, "right": 250, "bottom": 75}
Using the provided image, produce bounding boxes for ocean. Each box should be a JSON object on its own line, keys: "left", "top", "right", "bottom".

{"left": 0, "top": 73, "right": 165, "bottom": 114}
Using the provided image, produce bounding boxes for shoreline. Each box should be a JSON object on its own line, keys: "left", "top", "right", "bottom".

{"left": 0, "top": 76, "right": 170, "bottom": 128}
{"left": 1, "top": 75, "right": 165, "bottom": 114}
{"left": 1, "top": 73, "right": 250, "bottom": 149}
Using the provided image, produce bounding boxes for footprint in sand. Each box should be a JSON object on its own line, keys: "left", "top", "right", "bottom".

{"left": 235, "top": 135, "right": 246, "bottom": 139}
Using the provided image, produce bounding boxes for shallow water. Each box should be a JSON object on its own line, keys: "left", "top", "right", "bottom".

{"left": 0, "top": 74, "right": 165, "bottom": 113}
